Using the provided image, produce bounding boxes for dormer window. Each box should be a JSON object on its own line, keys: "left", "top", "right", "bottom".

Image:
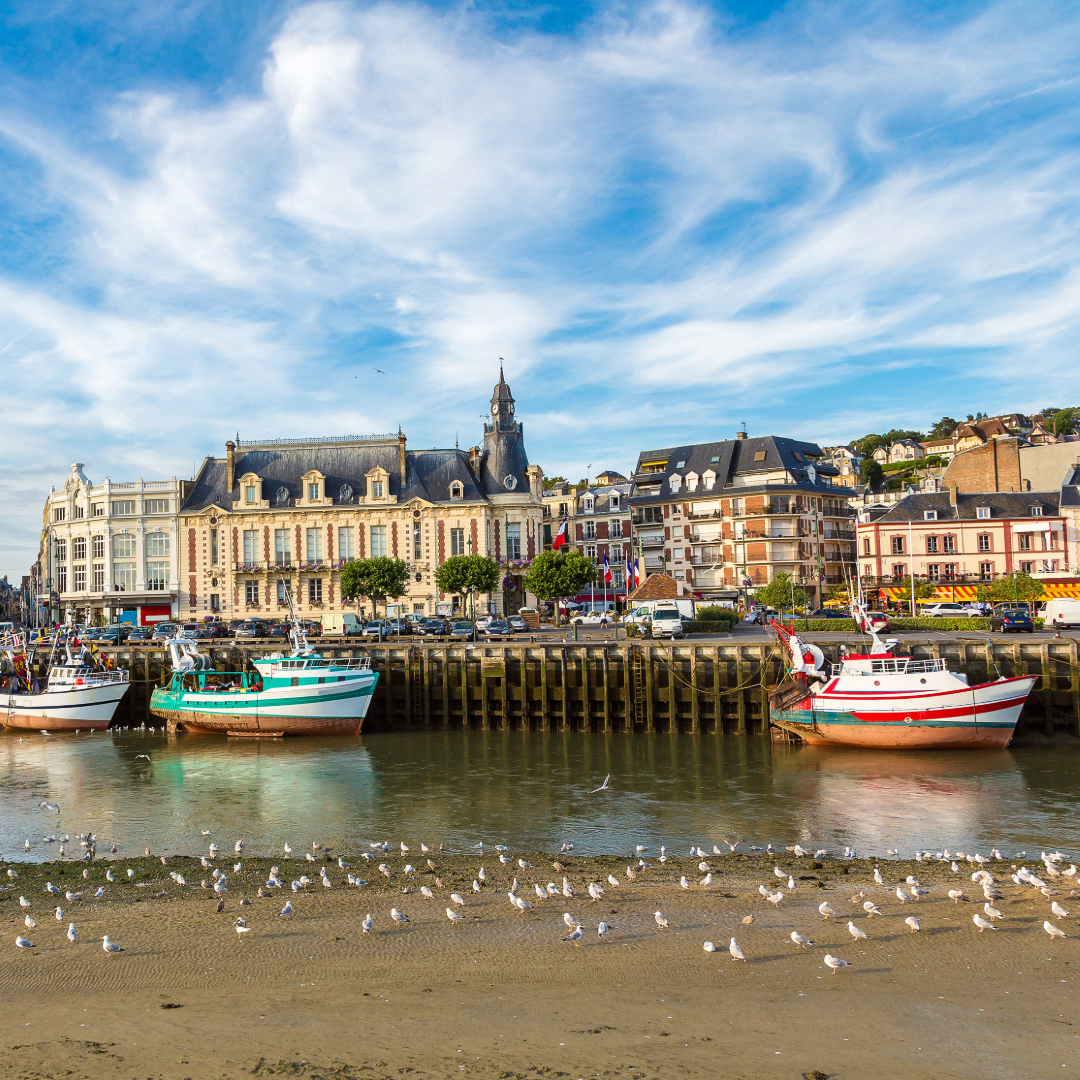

{"left": 669, "top": 475, "right": 682, "bottom": 494}
{"left": 238, "top": 472, "right": 267, "bottom": 508}
{"left": 976, "top": 506, "right": 990, "bottom": 519}
{"left": 924, "top": 510, "right": 938, "bottom": 521}
{"left": 308, "top": 483, "right": 319, "bottom": 502}
{"left": 703, "top": 469, "right": 716, "bottom": 490}
{"left": 1031, "top": 505, "right": 1043, "bottom": 516}
{"left": 610, "top": 495, "right": 619, "bottom": 511}
{"left": 450, "top": 481, "right": 463, "bottom": 500}
{"left": 372, "top": 481, "right": 384, "bottom": 498}
{"left": 685, "top": 473, "right": 699, "bottom": 492}
{"left": 583, "top": 497, "right": 594, "bottom": 513}
{"left": 245, "top": 486, "right": 256, "bottom": 504}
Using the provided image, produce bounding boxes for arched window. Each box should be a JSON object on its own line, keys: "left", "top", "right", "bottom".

{"left": 450, "top": 481, "right": 463, "bottom": 500}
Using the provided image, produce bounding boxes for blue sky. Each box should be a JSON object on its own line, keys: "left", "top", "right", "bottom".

{"left": 1, "top": 0, "right": 1079, "bottom": 578}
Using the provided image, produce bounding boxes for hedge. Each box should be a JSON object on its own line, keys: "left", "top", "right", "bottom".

{"left": 773, "top": 616, "right": 1041, "bottom": 632}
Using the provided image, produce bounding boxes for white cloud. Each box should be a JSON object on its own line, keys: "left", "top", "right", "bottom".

{"left": 1, "top": 0, "right": 1080, "bottom": 574}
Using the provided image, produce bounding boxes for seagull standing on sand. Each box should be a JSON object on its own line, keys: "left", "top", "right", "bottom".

{"left": 446, "top": 908, "right": 464, "bottom": 924}
{"left": 24, "top": 916, "right": 35, "bottom": 930}
{"left": 362, "top": 914, "right": 373, "bottom": 933}
{"left": 973, "top": 914, "right": 996, "bottom": 932}
{"left": 67, "top": 923, "right": 77, "bottom": 943}
{"left": 102, "top": 936, "right": 123, "bottom": 954}
{"left": 728, "top": 938, "right": 746, "bottom": 962}
{"left": 905, "top": 916, "right": 921, "bottom": 933}
{"left": 790, "top": 931, "right": 813, "bottom": 949}
{"left": 654, "top": 911, "right": 669, "bottom": 930}
{"left": 390, "top": 908, "right": 410, "bottom": 926}
{"left": 1044, "top": 921, "right": 1067, "bottom": 939}
{"left": 563, "top": 924, "right": 583, "bottom": 944}
{"left": 847, "top": 921, "right": 867, "bottom": 941}
{"left": 15, "top": 936, "right": 34, "bottom": 949}
{"left": 280, "top": 901, "right": 292, "bottom": 916}
{"left": 55, "top": 906, "right": 63, "bottom": 922}
{"left": 823, "top": 954, "right": 849, "bottom": 975}
{"left": 1051, "top": 902, "right": 1070, "bottom": 919}
{"left": 588, "top": 883, "right": 604, "bottom": 901}
{"left": 818, "top": 902, "right": 837, "bottom": 919}
{"left": 703, "top": 940, "right": 716, "bottom": 952}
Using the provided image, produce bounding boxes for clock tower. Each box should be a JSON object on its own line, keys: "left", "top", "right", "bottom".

{"left": 480, "top": 364, "right": 531, "bottom": 495}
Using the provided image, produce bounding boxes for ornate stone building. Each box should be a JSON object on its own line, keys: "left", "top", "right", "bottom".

{"left": 177, "top": 370, "right": 544, "bottom": 621}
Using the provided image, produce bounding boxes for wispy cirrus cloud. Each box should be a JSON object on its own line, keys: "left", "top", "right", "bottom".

{"left": 0, "top": 0, "right": 1079, "bottom": 575}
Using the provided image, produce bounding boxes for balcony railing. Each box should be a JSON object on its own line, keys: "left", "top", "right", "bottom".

{"left": 235, "top": 563, "right": 263, "bottom": 573}
{"left": 632, "top": 511, "right": 664, "bottom": 526}
{"left": 822, "top": 529, "right": 855, "bottom": 540}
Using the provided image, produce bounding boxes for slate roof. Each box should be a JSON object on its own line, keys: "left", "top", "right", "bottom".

{"left": 630, "top": 435, "right": 838, "bottom": 503}
{"left": 874, "top": 490, "right": 1062, "bottom": 523}
{"left": 182, "top": 441, "right": 491, "bottom": 512}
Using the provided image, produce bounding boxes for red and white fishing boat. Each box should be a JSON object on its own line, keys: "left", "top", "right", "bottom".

{"left": 767, "top": 604, "right": 1036, "bottom": 750}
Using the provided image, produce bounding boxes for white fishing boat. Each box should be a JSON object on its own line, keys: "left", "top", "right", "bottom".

{"left": 767, "top": 603, "right": 1036, "bottom": 750}
{"left": 1, "top": 631, "right": 129, "bottom": 732}
{"left": 150, "top": 595, "right": 378, "bottom": 736}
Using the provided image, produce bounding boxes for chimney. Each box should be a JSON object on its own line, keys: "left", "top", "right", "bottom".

{"left": 468, "top": 445, "right": 481, "bottom": 476}
{"left": 736, "top": 429, "right": 747, "bottom": 441}
{"left": 948, "top": 482, "right": 958, "bottom": 507}
{"left": 398, "top": 430, "right": 407, "bottom": 490}
{"left": 226, "top": 441, "right": 236, "bottom": 496}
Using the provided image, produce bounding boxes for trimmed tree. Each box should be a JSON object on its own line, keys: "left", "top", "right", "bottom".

{"left": 751, "top": 571, "right": 809, "bottom": 611}
{"left": 523, "top": 550, "right": 596, "bottom": 625}
{"left": 434, "top": 555, "right": 500, "bottom": 620}
{"left": 988, "top": 571, "right": 1045, "bottom": 604}
{"left": 340, "top": 557, "right": 410, "bottom": 617}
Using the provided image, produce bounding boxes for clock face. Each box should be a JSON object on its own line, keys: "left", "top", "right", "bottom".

{"left": 492, "top": 402, "right": 499, "bottom": 414}
{"left": 504, "top": 474, "right": 518, "bottom": 491}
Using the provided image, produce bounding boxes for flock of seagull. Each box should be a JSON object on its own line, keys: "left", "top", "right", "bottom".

{"left": 7, "top": 818, "right": 1077, "bottom": 975}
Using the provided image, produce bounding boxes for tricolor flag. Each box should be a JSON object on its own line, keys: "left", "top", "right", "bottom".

{"left": 625, "top": 552, "right": 633, "bottom": 589}
{"left": 552, "top": 514, "right": 569, "bottom": 550}
{"left": 603, "top": 551, "right": 612, "bottom": 584}
{"left": 634, "top": 557, "right": 642, "bottom": 588}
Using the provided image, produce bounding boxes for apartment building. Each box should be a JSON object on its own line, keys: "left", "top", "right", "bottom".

{"left": 857, "top": 488, "right": 1068, "bottom": 589}
{"left": 628, "top": 433, "right": 856, "bottom": 605}
{"left": 38, "top": 464, "right": 183, "bottom": 625}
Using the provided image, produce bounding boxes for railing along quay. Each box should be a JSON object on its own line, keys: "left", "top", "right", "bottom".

{"left": 66, "top": 638, "right": 1080, "bottom": 739}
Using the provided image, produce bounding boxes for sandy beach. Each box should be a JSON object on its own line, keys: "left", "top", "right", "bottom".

{"left": 0, "top": 851, "right": 1076, "bottom": 1080}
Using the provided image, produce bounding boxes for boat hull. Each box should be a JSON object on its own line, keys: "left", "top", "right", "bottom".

{"left": 770, "top": 675, "right": 1036, "bottom": 749}
{"left": 149, "top": 676, "right": 377, "bottom": 736}
{"left": 2, "top": 680, "right": 130, "bottom": 732}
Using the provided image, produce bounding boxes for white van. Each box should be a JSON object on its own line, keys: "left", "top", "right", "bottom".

{"left": 1042, "top": 598, "right": 1080, "bottom": 630}
{"left": 320, "top": 612, "right": 364, "bottom": 636}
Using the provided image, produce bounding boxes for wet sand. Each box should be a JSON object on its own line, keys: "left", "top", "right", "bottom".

{"left": 0, "top": 852, "right": 1076, "bottom": 1079}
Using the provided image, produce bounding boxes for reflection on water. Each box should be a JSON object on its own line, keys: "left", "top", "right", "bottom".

{"left": 0, "top": 730, "right": 1077, "bottom": 860}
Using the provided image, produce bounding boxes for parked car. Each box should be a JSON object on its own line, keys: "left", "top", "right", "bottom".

{"left": 475, "top": 614, "right": 495, "bottom": 631}
{"left": 507, "top": 615, "right": 527, "bottom": 632}
{"left": 126, "top": 626, "right": 153, "bottom": 642}
{"left": 483, "top": 619, "right": 513, "bottom": 637}
{"left": 991, "top": 603, "right": 1034, "bottom": 633}
{"left": 862, "top": 611, "right": 891, "bottom": 633}
{"left": 570, "top": 612, "right": 606, "bottom": 627}
{"left": 388, "top": 618, "right": 413, "bottom": 636}
{"left": 649, "top": 605, "right": 685, "bottom": 638}
{"left": 151, "top": 623, "right": 179, "bottom": 641}
{"left": 921, "top": 603, "right": 978, "bottom": 618}
{"left": 449, "top": 620, "right": 477, "bottom": 641}
{"left": 1042, "top": 598, "right": 1080, "bottom": 630}
{"left": 92, "top": 626, "right": 129, "bottom": 645}
{"left": 808, "top": 609, "right": 849, "bottom": 620}
{"left": 234, "top": 620, "right": 267, "bottom": 639}
{"left": 264, "top": 621, "right": 289, "bottom": 640}
{"left": 361, "top": 619, "right": 393, "bottom": 639}
{"left": 228, "top": 619, "right": 247, "bottom": 636}
{"left": 418, "top": 618, "right": 451, "bottom": 636}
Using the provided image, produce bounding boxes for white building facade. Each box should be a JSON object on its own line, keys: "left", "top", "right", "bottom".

{"left": 39, "top": 464, "right": 182, "bottom": 625}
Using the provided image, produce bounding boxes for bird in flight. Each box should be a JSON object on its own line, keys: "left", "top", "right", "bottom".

{"left": 374, "top": 368, "right": 385, "bottom": 374}
{"left": 135, "top": 755, "right": 151, "bottom": 762}
{"left": 588, "top": 775, "right": 611, "bottom": 794}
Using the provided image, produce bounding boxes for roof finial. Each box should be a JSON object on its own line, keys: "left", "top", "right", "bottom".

{"left": 499, "top": 358, "right": 504, "bottom": 381}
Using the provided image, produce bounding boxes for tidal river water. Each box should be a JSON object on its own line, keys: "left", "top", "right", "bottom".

{"left": 1, "top": 730, "right": 1078, "bottom": 862}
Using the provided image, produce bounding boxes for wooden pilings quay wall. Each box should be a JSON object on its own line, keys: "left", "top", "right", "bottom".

{"left": 89, "top": 639, "right": 1080, "bottom": 738}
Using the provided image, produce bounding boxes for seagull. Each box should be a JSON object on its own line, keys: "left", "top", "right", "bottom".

{"left": 873, "top": 867, "right": 884, "bottom": 886}
{"left": 818, "top": 902, "right": 837, "bottom": 920}
{"left": 905, "top": 916, "right": 921, "bottom": 933}
{"left": 847, "top": 921, "right": 867, "bottom": 941}
{"left": 46, "top": 882, "right": 60, "bottom": 895}
{"left": 390, "top": 908, "right": 409, "bottom": 925}
{"left": 562, "top": 878, "right": 573, "bottom": 898}
{"left": 742, "top": 914, "right": 755, "bottom": 926}
{"left": 1051, "top": 902, "right": 1070, "bottom": 919}
{"left": 511, "top": 895, "right": 532, "bottom": 913}
{"left": 66, "top": 923, "right": 77, "bottom": 943}
{"left": 362, "top": 914, "right": 373, "bottom": 933}
{"left": 65, "top": 891, "right": 81, "bottom": 902}
{"left": 235, "top": 920, "right": 250, "bottom": 936}
{"left": 102, "top": 935, "right": 123, "bottom": 954}
{"left": 422, "top": 885, "right": 436, "bottom": 900}
{"left": 562, "top": 912, "right": 579, "bottom": 929}
{"left": 598, "top": 921, "right": 609, "bottom": 939}
{"left": 450, "top": 893, "right": 465, "bottom": 906}
{"left": 606, "top": 874, "right": 620, "bottom": 888}
{"left": 823, "top": 954, "right": 849, "bottom": 975}
{"left": 790, "top": 931, "right": 813, "bottom": 949}
{"left": 679, "top": 876, "right": 690, "bottom": 890}
{"left": 948, "top": 890, "right": 970, "bottom": 904}
{"left": 534, "top": 884, "right": 547, "bottom": 901}
{"left": 703, "top": 940, "right": 716, "bottom": 952}
{"left": 654, "top": 911, "right": 669, "bottom": 930}
{"left": 55, "top": 907, "right": 63, "bottom": 922}
{"left": 518, "top": 859, "right": 532, "bottom": 870}
{"left": 588, "top": 775, "right": 610, "bottom": 794}
{"left": 863, "top": 901, "right": 883, "bottom": 917}
{"left": 766, "top": 891, "right": 784, "bottom": 908}
{"left": 23, "top": 914, "right": 35, "bottom": 929}
{"left": 973, "top": 913, "right": 996, "bottom": 932}
{"left": 773, "top": 866, "right": 785, "bottom": 881}
{"left": 280, "top": 901, "right": 292, "bottom": 915}
{"left": 15, "top": 936, "right": 34, "bottom": 949}
{"left": 1044, "top": 921, "right": 1067, "bottom": 939}
{"left": 728, "top": 938, "right": 746, "bottom": 962}
{"left": 588, "top": 883, "right": 603, "bottom": 901}
{"left": 135, "top": 755, "right": 150, "bottom": 762}
{"left": 563, "top": 924, "right": 583, "bottom": 944}
{"left": 40, "top": 802, "right": 60, "bottom": 814}
{"left": 477, "top": 867, "right": 487, "bottom": 883}
{"left": 983, "top": 903, "right": 1004, "bottom": 920}
{"left": 446, "top": 907, "right": 464, "bottom": 924}
{"left": 472, "top": 880, "right": 482, "bottom": 893}
{"left": 18, "top": 897, "right": 30, "bottom": 909}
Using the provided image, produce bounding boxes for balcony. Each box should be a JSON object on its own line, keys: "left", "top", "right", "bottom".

{"left": 821, "top": 529, "right": 855, "bottom": 540}
{"left": 731, "top": 505, "right": 798, "bottom": 517}
{"left": 235, "top": 563, "right": 263, "bottom": 573}
{"left": 632, "top": 510, "right": 664, "bottom": 526}
{"left": 742, "top": 526, "right": 807, "bottom": 539}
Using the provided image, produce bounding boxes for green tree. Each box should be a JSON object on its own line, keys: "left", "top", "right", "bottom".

{"left": 434, "top": 555, "right": 500, "bottom": 619}
{"left": 1046, "top": 408, "right": 1079, "bottom": 436}
{"left": 751, "top": 571, "right": 809, "bottom": 612}
{"left": 928, "top": 416, "right": 958, "bottom": 439}
{"left": 988, "top": 571, "right": 1045, "bottom": 604}
{"left": 860, "top": 458, "right": 885, "bottom": 490}
{"left": 340, "top": 557, "right": 410, "bottom": 617}
{"left": 854, "top": 433, "right": 887, "bottom": 458}
{"left": 542, "top": 476, "right": 568, "bottom": 490}
{"left": 523, "top": 550, "right": 596, "bottom": 625}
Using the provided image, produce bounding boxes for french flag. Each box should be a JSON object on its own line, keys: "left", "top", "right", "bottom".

{"left": 552, "top": 514, "right": 569, "bottom": 550}
{"left": 603, "top": 551, "right": 612, "bottom": 584}
{"left": 625, "top": 553, "right": 635, "bottom": 589}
